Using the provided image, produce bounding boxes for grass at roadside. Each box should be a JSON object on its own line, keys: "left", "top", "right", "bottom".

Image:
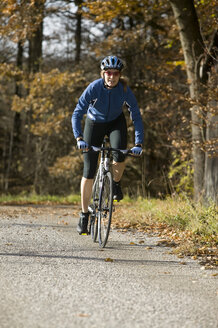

{"left": 0, "top": 193, "right": 81, "bottom": 205}
{"left": 112, "top": 196, "right": 218, "bottom": 269}
{"left": 0, "top": 193, "right": 217, "bottom": 268}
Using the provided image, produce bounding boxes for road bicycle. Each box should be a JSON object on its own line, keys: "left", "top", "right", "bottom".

{"left": 87, "top": 138, "right": 137, "bottom": 248}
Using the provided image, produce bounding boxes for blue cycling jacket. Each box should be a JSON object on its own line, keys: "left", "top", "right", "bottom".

{"left": 72, "top": 78, "right": 144, "bottom": 145}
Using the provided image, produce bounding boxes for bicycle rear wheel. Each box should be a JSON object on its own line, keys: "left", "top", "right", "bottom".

{"left": 98, "top": 171, "right": 113, "bottom": 248}
{"left": 88, "top": 170, "right": 100, "bottom": 242}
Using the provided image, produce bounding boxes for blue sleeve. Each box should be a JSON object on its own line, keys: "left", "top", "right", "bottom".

{"left": 125, "top": 87, "right": 144, "bottom": 145}
{"left": 72, "top": 84, "right": 93, "bottom": 139}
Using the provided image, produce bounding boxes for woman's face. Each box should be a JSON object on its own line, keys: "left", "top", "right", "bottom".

{"left": 104, "top": 69, "right": 120, "bottom": 88}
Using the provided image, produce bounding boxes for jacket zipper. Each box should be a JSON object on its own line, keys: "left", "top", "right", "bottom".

{"left": 106, "top": 90, "right": 110, "bottom": 122}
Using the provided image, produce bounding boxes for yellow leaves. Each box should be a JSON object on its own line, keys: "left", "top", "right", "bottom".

{"left": 85, "top": 0, "right": 146, "bottom": 23}
{"left": 11, "top": 69, "right": 85, "bottom": 137}
{"left": 166, "top": 61, "right": 186, "bottom": 70}
{"left": 29, "top": 70, "right": 85, "bottom": 96}
{"left": 49, "top": 152, "right": 83, "bottom": 178}
{"left": 0, "top": 63, "right": 22, "bottom": 79}
{"left": 30, "top": 110, "right": 66, "bottom": 136}
{"left": 2, "top": 0, "right": 17, "bottom": 15}
{"left": 0, "top": 0, "right": 45, "bottom": 41}
{"left": 11, "top": 95, "right": 25, "bottom": 113}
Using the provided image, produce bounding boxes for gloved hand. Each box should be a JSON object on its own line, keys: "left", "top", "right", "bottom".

{"left": 131, "top": 145, "right": 142, "bottom": 156}
{"left": 77, "top": 139, "right": 89, "bottom": 150}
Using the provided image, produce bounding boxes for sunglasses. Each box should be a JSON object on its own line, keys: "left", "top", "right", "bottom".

{"left": 105, "top": 71, "right": 120, "bottom": 77}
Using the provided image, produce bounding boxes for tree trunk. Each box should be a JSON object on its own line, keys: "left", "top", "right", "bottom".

{"left": 204, "top": 101, "right": 218, "bottom": 205}
{"left": 34, "top": 138, "right": 49, "bottom": 194}
{"left": 28, "top": 0, "right": 44, "bottom": 73}
{"left": 200, "top": 32, "right": 218, "bottom": 205}
{"left": 204, "top": 48, "right": 218, "bottom": 205}
{"left": 28, "top": 21, "right": 43, "bottom": 73}
{"left": 27, "top": 1, "right": 44, "bottom": 193}
{"left": 169, "top": 0, "right": 206, "bottom": 201}
{"left": 75, "top": 0, "right": 82, "bottom": 63}
{"left": 14, "top": 41, "right": 23, "bottom": 155}
{"left": 4, "top": 116, "right": 14, "bottom": 191}
{"left": 4, "top": 41, "right": 23, "bottom": 191}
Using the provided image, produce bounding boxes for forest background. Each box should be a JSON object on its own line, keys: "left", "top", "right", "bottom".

{"left": 0, "top": 0, "right": 217, "bottom": 204}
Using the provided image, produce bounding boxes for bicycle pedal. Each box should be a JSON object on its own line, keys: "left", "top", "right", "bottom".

{"left": 81, "top": 232, "right": 88, "bottom": 236}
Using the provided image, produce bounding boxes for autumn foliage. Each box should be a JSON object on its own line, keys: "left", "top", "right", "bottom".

{"left": 0, "top": 0, "right": 217, "bottom": 203}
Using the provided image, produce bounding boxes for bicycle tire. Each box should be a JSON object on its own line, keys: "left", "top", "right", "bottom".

{"left": 89, "top": 170, "right": 100, "bottom": 242}
{"left": 98, "top": 171, "right": 113, "bottom": 248}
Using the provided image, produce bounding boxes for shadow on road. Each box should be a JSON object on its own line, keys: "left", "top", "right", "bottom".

{"left": 0, "top": 251, "right": 184, "bottom": 267}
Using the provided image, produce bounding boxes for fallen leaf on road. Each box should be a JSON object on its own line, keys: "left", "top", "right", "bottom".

{"left": 57, "top": 220, "right": 68, "bottom": 225}
{"left": 76, "top": 313, "right": 90, "bottom": 317}
{"left": 104, "top": 258, "right": 114, "bottom": 262}
{"left": 157, "top": 239, "right": 176, "bottom": 247}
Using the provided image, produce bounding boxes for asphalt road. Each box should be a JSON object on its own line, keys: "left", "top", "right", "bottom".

{"left": 0, "top": 205, "right": 217, "bottom": 328}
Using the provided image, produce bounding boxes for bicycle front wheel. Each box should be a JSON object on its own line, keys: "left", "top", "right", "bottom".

{"left": 89, "top": 170, "right": 100, "bottom": 242}
{"left": 98, "top": 171, "right": 113, "bottom": 248}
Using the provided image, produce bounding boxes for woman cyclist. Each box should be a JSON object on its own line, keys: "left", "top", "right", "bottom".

{"left": 72, "top": 55, "right": 144, "bottom": 234}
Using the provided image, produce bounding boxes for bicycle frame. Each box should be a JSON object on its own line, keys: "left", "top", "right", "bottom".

{"left": 88, "top": 138, "right": 135, "bottom": 247}
{"left": 97, "top": 146, "right": 111, "bottom": 203}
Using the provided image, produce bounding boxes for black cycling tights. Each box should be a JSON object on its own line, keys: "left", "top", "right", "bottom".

{"left": 83, "top": 112, "right": 127, "bottom": 179}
